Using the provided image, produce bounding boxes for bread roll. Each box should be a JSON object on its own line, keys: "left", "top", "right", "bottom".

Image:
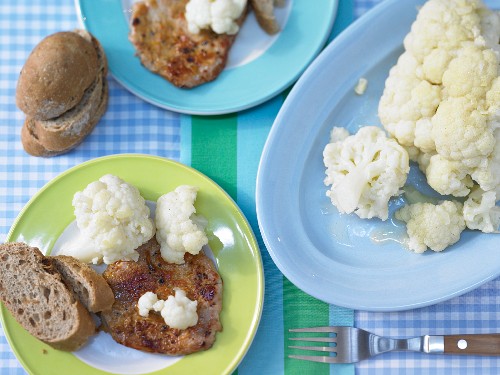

{"left": 18, "top": 30, "right": 109, "bottom": 157}
{"left": 16, "top": 32, "right": 99, "bottom": 121}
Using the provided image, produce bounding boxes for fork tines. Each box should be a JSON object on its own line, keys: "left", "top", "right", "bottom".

{"left": 288, "top": 326, "right": 340, "bottom": 364}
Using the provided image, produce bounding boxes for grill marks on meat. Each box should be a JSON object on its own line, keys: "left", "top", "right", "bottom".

{"left": 129, "top": 0, "right": 246, "bottom": 88}
{"left": 101, "top": 238, "right": 222, "bottom": 355}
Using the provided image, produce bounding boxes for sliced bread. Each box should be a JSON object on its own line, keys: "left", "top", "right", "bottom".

{"left": 21, "top": 76, "right": 108, "bottom": 156}
{"left": 0, "top": 243, "right": 96, "bottom": 351}
{"left": 52, "top": 255, "right": 114, "bottom": 313}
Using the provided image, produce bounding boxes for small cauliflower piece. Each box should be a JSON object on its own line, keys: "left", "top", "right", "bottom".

{"left": 161, "top": 288, "right": 198, "bottom": 330}
{"left": 463, "top": 188, "right": 500, "bottom": 233}
{"left": 354, "top": 78, "right": 368, "bottom": 95}
{"left": 395, "top": 201, "right": 466, "bottom": 253}
{"left": 185, "top": 0, "right": 246, "bottom": 35}
{"left": 137, "top": 289, "right": 198, "bottom": 330}
{"left": 137, "top": 291, "right": 160, "bottom": 317}
{"left": 155, "top": 185, "right": 208, "bottom": 264}
{"left": 71, "top": 174, "right": 154, "bottom": 264}
{"left": 378, "top": 0, "right": 500, "bottom": 197}
{"left": 323, "top": 126, "right": 410, "bottom": 220}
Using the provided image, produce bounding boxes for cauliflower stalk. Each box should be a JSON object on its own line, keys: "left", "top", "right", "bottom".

{"left": 155, "top": 185, "right": 208, "bottom": 264}
{"left": 395, "top": 201, "right": 466, "bottom": 253}
{"left": 378, "top": 0, "right": 500, "bottom": 198}
{"left": 71, "top": 174, "right": 154, "bottom": 264}
{"left": 323, "top": 126, "right": 410, "bottom": 220}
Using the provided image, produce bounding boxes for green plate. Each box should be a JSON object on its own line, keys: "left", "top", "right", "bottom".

{"left": 2, "top": 154, "right": 264, "bottom": 375}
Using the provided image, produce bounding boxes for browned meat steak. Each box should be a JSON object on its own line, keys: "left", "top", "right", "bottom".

{"left": 101, "top": 238, "right": 222, "bottom": 355}
{"left": 129, "top": 0, "right": 246, "bottom": 88}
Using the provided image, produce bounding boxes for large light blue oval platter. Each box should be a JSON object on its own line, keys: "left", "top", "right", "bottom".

{"left": 256, "top": 0, "right": 500, "bottom": 312}
{"left": 75, "top": 0, "right": 337, "bottom": 115}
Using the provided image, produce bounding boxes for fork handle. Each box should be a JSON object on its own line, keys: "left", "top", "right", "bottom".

{"left": 444, "top": 334, "right": 500, "bottom": 356}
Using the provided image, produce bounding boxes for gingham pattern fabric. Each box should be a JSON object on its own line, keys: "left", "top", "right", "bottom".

{"left": 2, "top": 1, "right": 500, "bottom": 374}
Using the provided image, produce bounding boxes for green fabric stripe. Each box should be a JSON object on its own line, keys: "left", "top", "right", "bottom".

{"left": 283, "top": 277, "right": 329, "bottom": 375}
{"left": 190, "top": 114, "right": 238, "bottom": 375}
{"left": 190, "top": 115, "right": 238, "bottom": 200}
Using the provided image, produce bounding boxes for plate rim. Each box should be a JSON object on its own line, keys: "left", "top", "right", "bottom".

{"left": 2, "top": 153, "right": 264, "bottom": 375}
{"left": 74, "top": 0, "right": 339, "bottom": 115}
{"left": 256, "top": 0, "right": 500, "bottom": 312}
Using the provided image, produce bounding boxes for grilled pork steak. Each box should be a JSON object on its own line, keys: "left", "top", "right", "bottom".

{"left": 101, "top": 238, "right": 222, "bottom": 355}
{"left": 129, "top": 0, "right": 246, "bottom": 88}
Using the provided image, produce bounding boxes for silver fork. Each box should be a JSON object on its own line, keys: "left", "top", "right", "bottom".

{"left": 289, "top": 326, "right": 500, "bottom": 364}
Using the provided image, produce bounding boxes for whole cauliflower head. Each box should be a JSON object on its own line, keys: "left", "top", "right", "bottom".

{"left": 155, "top": 185, "right": 208, "bottom": 264}
{"left": 463, "top": 188, "right": 500, "bottom": 233}
{"left": 323, "top": 126, "right": 410, "bottom": 220}
{"left": 378, "top": 0, "right": 500, "bottom": 197}
{"left": 72, "top": 174, "right": 154, "bottom": 264}
{"left": 395, "top": 200, "right": 466, "bottom": 253}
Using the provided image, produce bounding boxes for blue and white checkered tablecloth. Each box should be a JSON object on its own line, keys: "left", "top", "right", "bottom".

{"left": 2, "top": 1, "right": 500, "bottom": 374}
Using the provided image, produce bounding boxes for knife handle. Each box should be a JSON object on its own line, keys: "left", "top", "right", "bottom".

{"left": 444, "top": 334, "right": 500, "bottom": 355}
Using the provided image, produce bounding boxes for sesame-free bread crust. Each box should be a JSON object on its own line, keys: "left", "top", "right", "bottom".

{"left": 21, "top": 72, "right": 108, "bottom": 157}
{"left": 52, "top": 255, "right": 114, "bottom": 313}
{"left": 15, "top": 32, "right": 99, "bottom": 121}
{"left": 18, "top": 29, "right": 108, "bottom": 157}
{"left": 0, "top": 243, "right": 96, "bottom": 351}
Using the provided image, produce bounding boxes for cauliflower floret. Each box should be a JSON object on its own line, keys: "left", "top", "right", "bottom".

{"left": 395, "top": 201, "right": 466, "bottom": 253}
{"left": 161, "top": 288, "right": 198, "bottom": 330}
{"left": 137, "top": 291, "right": 160, "bottom": 317}
{"left": 155, "top": 185, "right": 208, "bottom": 264}
{"left": 426, "top": 154, "right": 474, "bottom": 197}
{"left": 442, "top": 43, "right": 498, "bottom": 99}
{"left": 323, "top": 126, "right": 410, "bottom": 220}
{"left": 137, "top": 289, "right": 198, "bottom": 330}
{"left": 378, "top": 0, "right": 500, "bottom": 197}
{"left": 463, "top": 188, "right": 500, "bottom": 233}
{"left": 71, "top": 174, "right": 154, "bottom": 264}
{"left": 431, "top": 97, "right": 495, "bottom": 169}
{"left": 471, "top": 128, "right": 500, "bottom": 193}
{"left": 185, "top": 0, "right": 246, "bottom": 35}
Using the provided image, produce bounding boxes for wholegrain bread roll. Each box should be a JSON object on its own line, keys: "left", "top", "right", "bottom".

{"left": 0, "top": 243, "right": 96, "bottom": 351}
{"left": 18, "top": 30, "right": 109, "bottom": 157}
{"left": 16, "top": 32, "right": 99, "bottom": 121}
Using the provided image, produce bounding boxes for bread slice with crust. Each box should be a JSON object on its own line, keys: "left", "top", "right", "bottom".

{"left": 21, "top": 76, "right": 108, "bottom": 157}
{"left": 52, "top": 255, "right": 114, "bottom": 313}
{"left": 0, "top": 243, "right": 96, "bottom": 351}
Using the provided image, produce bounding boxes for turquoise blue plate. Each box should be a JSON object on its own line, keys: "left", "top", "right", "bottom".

{"left": 256, "top": 0, "right": 500, "bottom": 312}
{"left": 75, "top": 0, "right": 338, "bottom": 115}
